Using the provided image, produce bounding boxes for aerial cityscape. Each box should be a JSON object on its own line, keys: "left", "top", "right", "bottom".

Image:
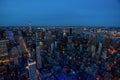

{"left": 0, "top": 26, "right": 120, "bottom": 80}
{"left": 0, "top": 0, "right": 120, "bottom": 80}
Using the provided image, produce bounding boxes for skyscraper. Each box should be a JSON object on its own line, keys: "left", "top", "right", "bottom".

{"left": 69, "top": 28, "right": 72, "bottom": 35}
{"left": 63, "top": 28, "right": 66, "bottom": 37}
{"left": 5, "top": 31, "right": 15, "bottom": 41}
{"left": 91, "top": 45, "right": 96, "bottom": 57}
{"left": 28, "top": 59, "right": 37, "bottom": 80}
{"left": 10, "top": 47, "right": 19, "bottom": 65}
{"left": 97, "top": 42, "right": 102, "bottom": 55}
{"left": 36, "top": 32, "right": 42, "bottom": 69}
{"left": 0, "top": 40, "right": 8, "bottom": 59}
{"left": 51, "top": 42, "right": 54, "bottom": 53}
{"left": 29, "top": 21, "right": 32, "bottom": 33}
{"left": 79, "top": 44, "right": 83, "bottom": 53}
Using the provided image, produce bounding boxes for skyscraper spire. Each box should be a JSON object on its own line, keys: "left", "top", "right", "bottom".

{"left": 29, "top": 21, "right": 32, "bottom": 33}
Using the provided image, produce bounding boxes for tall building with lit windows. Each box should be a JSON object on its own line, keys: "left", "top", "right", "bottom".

{"left": 28, "top": 59, "right": 37, "bottom": 80}
{"left": 63, "top": 28, "right": 66, "bottom": 37}
{"left": 0, "top": 40, "right": 8, "bottom": 59}
{"left": 5, "top": 31, "right": 15, "bottom": 41}
{"left": 36, "top": 32, "right": 42, "bottom": 69}
{"left": 0, "top": 40, "right": 9, "bottom": 78}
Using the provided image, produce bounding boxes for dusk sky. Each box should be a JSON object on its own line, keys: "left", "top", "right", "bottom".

{"left": 0, "top": 0, "right": 120, "bottom": 26}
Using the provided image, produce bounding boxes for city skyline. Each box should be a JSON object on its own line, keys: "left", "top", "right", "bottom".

{"left": 0, "top": 0, "right": 120, "bottom": 26}
{"left": 0, "top": 27, "right": 120, "bottom": 79}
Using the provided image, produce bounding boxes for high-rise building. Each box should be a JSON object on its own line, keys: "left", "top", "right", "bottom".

{"left": 36, "top": 45, "right": 42, "bottom": 69}
{"left": 79, "top": 44, "right": 83, "bottom": 53}
{"left": 69, "top": 28, "right": 72, "bottom": 35}
{"left": 0, "top": 40, "right": 8, "bottom": 59}
{"left": 51, "top": 42, "right": 54, "bottom": 53}
{"left": 29, "top": 22, "right": 32, "bottom": 33}
{"left": 0, "top": 40, "right": 9, "bottom": 79}
{"left": 28, "top": 59, "right": 37, "bottom": 80}
{"left": 91, "top": 45, "right": 96, "bottom": 57}
{"left": 63, "top": 28, "right": 67, "bottom": 37}
{"left": 54, "top": 40, "right": 58, "bottom": 49}
{"left": 36, "top": 32, "right": 42, "bottom": 69}
{"left": 97, "top": 42, "right": 102, "bottom": 55}
{"left": 5, "top": 31, "right": 15, "bottom": 41}
{"left": 10, "top": 47, "right": 19, "bottom": 65}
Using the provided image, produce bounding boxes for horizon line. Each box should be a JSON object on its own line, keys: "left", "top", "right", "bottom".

{"left": 0, "top": 25, "right": 120, "bottom": 27}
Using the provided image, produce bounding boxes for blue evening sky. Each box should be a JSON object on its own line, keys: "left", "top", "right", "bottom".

{"left": 0, "top": 0, "right": 120, "bottom": 26}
